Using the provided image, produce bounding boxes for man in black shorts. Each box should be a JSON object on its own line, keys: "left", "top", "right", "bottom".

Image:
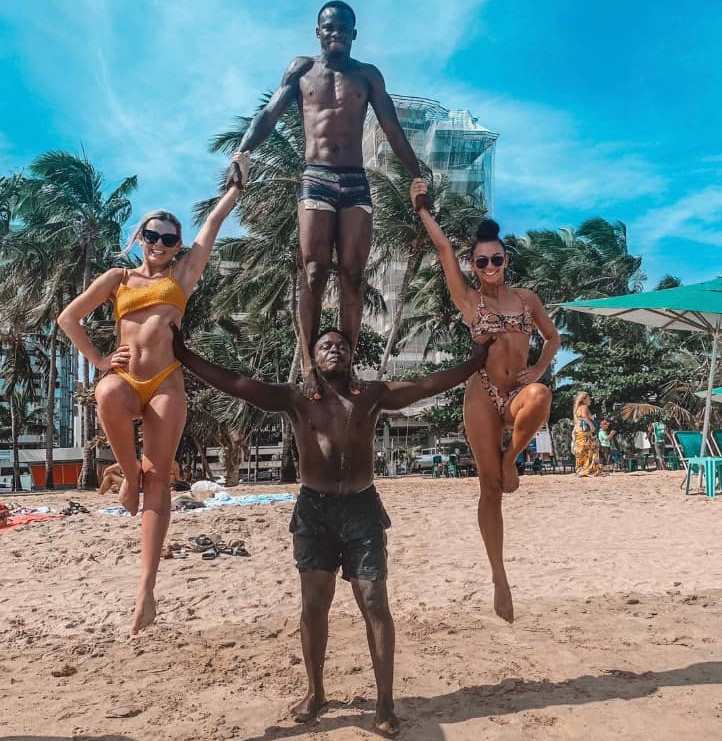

{"left": 171, "top": 324, "right": 489, "bottom": 736}
{"left": 235, "top": 1, "right": 425, "bottom": 399}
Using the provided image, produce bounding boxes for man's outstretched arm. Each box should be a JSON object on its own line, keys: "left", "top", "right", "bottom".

{"left": 171, "top": 324, "right": 295, "bottom": 413}
{"left": 366, "top": 65, "right": 422, "bottom": 178}
{"left": 379, "top": 342, "right": 492, "bottom": 411}
{"left": 238, "top": 57, "right": 312, "bottom": 152}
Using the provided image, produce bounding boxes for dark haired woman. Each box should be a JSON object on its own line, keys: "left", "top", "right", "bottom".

{"left": 410, "top": 179, "right": 561, "bottom": 622}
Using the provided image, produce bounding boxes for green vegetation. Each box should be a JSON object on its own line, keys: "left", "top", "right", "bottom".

{"left": 1, "top": 101, "right": 717, "bottom": 488}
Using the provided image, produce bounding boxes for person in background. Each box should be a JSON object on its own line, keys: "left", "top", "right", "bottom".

{"left": 573, "top": 392, "right": 603, "bottom": 477}
{"left": 648, "top": 419, "right": 668, "bottom": 470}
{"left": 598, "top": 419, "right": 617, "bottom": 468}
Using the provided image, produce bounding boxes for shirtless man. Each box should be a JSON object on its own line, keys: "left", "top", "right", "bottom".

{"left": 171, "top": 324, "right": 489, "bottom": 736}
{"left": 235, "top": 1, "right": 424, "bottom": 398}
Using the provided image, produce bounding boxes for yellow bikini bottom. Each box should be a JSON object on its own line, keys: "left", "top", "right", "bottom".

{"left": 114, "top": 361, "right": 181, "bottom": 408}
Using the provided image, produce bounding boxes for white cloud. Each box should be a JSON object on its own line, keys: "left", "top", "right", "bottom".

{"left": 0, "top": 0, "right": 670, "bottom": 242}
{"left": 632, "top": 186, "right": 722, "bottom": 250}
{"left": 411, "top": 85, "right": 667, "bottom": 216}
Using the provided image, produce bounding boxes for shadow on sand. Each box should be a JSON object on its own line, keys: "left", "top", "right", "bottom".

{"left": 244, "top": 661, "right": 722, "bottom": 740}
{"left": 1, "top": 736, "right": 135, "bottom": 741}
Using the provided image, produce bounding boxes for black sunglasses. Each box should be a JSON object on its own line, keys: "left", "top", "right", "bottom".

{"left": 142, "top": 228, "right": 180, "bottom": 247}
{"left": 475, "top": 254, "right": 505, "bottom": 269}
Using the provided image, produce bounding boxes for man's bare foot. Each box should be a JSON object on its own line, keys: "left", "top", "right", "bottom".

{"left": 501, "top": 451, "right": 520, "bottom": 493}
{"left": 493, "top": 578, "right": 514, "bottom": 623}
{"left": 131, "top": 590, "right": 156, "bottom": 635}
{"left": 302, "top": 367, "right": 323, "bottom": 400}
{"left": 119, "top": 464, "right": 142, "bottom": 516}
{"left": 290, "top": 692, "right": 327, "bottom": 723}
{"left": 374, "top": 703, "right": 400, "bottom": 737}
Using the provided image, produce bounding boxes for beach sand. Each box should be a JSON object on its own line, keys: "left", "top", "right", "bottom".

{"left": 1, "top": 471, "right": 721, "bottom": 740}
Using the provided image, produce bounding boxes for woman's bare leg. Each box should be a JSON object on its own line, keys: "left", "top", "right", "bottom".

{"left": 463, "top": 374, "right": 513, "bottom": 622}
{"left": 132, "top": 378, "right": 186, "bottom": 635}
{"left": 95, "top": 375, "right": 143, "bottom": 515}
{"left": 501, "top": 383, "right": 553, "bottom": 493}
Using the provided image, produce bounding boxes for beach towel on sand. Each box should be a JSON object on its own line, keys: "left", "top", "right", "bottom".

{"left": 0, "top": 513, "right": 64, "bottom": 531}
{"left": 203, "top": 492, "right": 296, "bottom": 508}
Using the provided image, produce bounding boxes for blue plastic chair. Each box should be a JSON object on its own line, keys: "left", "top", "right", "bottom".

{"left": 672, "top": 431, "right": 702, "bottom": 464}
{"left": 711, "top": 430, "right": 722, "bottom": 456}
{"left": 674, "top": 431, "right": 722, "bottom": 497}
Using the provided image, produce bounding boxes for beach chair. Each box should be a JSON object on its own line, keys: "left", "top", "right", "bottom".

{"left": 710, "top": 430, "right": 722, "bottom": 456}
{"left": 672, "top": 431, "right": 722, "bottom": 497}
{"left": 671, "top": 431, "right": 703, "bottom": 468}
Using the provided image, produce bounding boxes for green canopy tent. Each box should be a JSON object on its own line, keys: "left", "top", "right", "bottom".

{"left": 560, "top": 277, "right": 722, "bottom": 459}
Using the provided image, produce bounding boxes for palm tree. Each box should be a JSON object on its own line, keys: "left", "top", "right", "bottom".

{"left": 18, "top": 152, "right": 136, "bottom": 488}
{"left": 184, "top": 321, "right": 277, "bottom": 485}
{"left": 508, "top": 218, "right": 643, "bottom": 348}
{"left": 368, "top": 157, "right": 485, "bottom": 377}
{"left": 0, "top": 230, "right": 73, "bottom": 487}
{"left": 0, "top": 330, "right": 37, "bottom": 490}
{"left": 201, "top": 96, "right": 387, "bottom": 481}
{"left": 0, "top": 175, "right": 24, "bottom": 237}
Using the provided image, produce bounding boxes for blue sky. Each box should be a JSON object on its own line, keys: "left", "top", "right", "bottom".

{"left": 1, "top": 0, "right": 720, "bottom": 287}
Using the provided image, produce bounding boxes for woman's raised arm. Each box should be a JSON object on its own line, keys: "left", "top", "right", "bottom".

{"left": 410, "top": 178, "right": 477, "bottom": 321}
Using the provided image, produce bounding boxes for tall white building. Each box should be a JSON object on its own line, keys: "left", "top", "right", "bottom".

{"left": 363, "top": 95, "right": 498, "bottom": 374}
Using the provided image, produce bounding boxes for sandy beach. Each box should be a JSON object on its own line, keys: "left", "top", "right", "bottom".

{"left": 1, "top": 471, "right": 721, "bottom": 740}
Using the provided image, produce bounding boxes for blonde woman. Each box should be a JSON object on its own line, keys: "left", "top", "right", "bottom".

{"left": 58, "top": 153, "right": 249, "bottom": 634}
{"left": 573, "top": 392, "right": 602, "bottom": 477}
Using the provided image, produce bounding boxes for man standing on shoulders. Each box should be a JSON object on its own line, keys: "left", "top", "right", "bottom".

{"left": 234, "top": 2, "right": 426, "bottom": 399}
{"left": 171, "top": 324, "right": 489, "bottom": 736}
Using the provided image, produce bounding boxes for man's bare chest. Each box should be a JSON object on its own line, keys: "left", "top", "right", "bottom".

{"left": 299, "top": 67, "right": 369, "bottom": 110}
{"left": 297, "top": 396, "right": 376, "bottom": 438}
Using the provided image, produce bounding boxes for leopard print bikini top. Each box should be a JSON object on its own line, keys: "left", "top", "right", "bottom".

{"left": 467, "top": 290, "right": 534, "bottom": 340}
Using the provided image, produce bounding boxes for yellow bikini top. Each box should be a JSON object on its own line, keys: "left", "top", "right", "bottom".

{"left": 114, "top": 267, "right": 187, "bottom": 321}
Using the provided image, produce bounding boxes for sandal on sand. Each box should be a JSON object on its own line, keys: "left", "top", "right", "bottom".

{"left": 201, "top": 547, "right": 219, "bottom": 560}
{"left": 218, "top": 542, "right": 250, "bottom": 557}
{"left": 164, "top": 542, "right": 187, "bottom": 559}
{"left": 188, "top": 535, "right": 214, "bottom": 552}
{"left": 62, "top": 501, "right": 89, "bottom": 516}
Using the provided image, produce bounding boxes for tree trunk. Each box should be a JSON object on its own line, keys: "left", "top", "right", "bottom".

{"left": 10, "top": 395, "right": 20, "bottom": 492}
{"left": 44, "top": 323, "right": 59, "bottom": 489}
{"left": 78, "top": 239, "right": 98, "bottom": 489}
{"left": 377, "top": 251, "right": 421, "bottom": 379}
{"left": 191, "top": 435, "right": 210, "bottom": 480}
{"left": 281, "top": 278, "right": 301, "bottom": 483}
{"left": 280, "top": 339, "right": 301, "bottom": 483}
{"left": 223, "top": 439, "right": 243, "bottom": 487}
{"left": 78, "top": 358, "right": 98, "bottom": 489}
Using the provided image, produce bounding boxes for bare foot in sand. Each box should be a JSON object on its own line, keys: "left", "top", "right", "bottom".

{"left": 494, "top": 577, "right": 514, "bottom": 623}
{"left": 131, "top": 590, "right": 156, "bottom": 635}
{"left": 375, "top": 703, "right": 400, "bottom": 737}
{"left": 501, "top": 451, "right": 520, "bottom": 493}
{"left": 290, "top": 692, "right": 327, "bottom": 723}
{"left": 119, "top": 464, "right": 142, "bottom": 516}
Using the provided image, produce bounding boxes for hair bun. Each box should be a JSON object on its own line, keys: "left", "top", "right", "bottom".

{"left": 476, "top": 218, "right": 500, "bottom": 242}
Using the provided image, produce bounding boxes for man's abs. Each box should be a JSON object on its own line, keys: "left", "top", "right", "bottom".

{"left": 299, "top": 65, "right": 369, "bottom": 167}
{"left": 302, "top": 107, "right": 366, "bottom": 166}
